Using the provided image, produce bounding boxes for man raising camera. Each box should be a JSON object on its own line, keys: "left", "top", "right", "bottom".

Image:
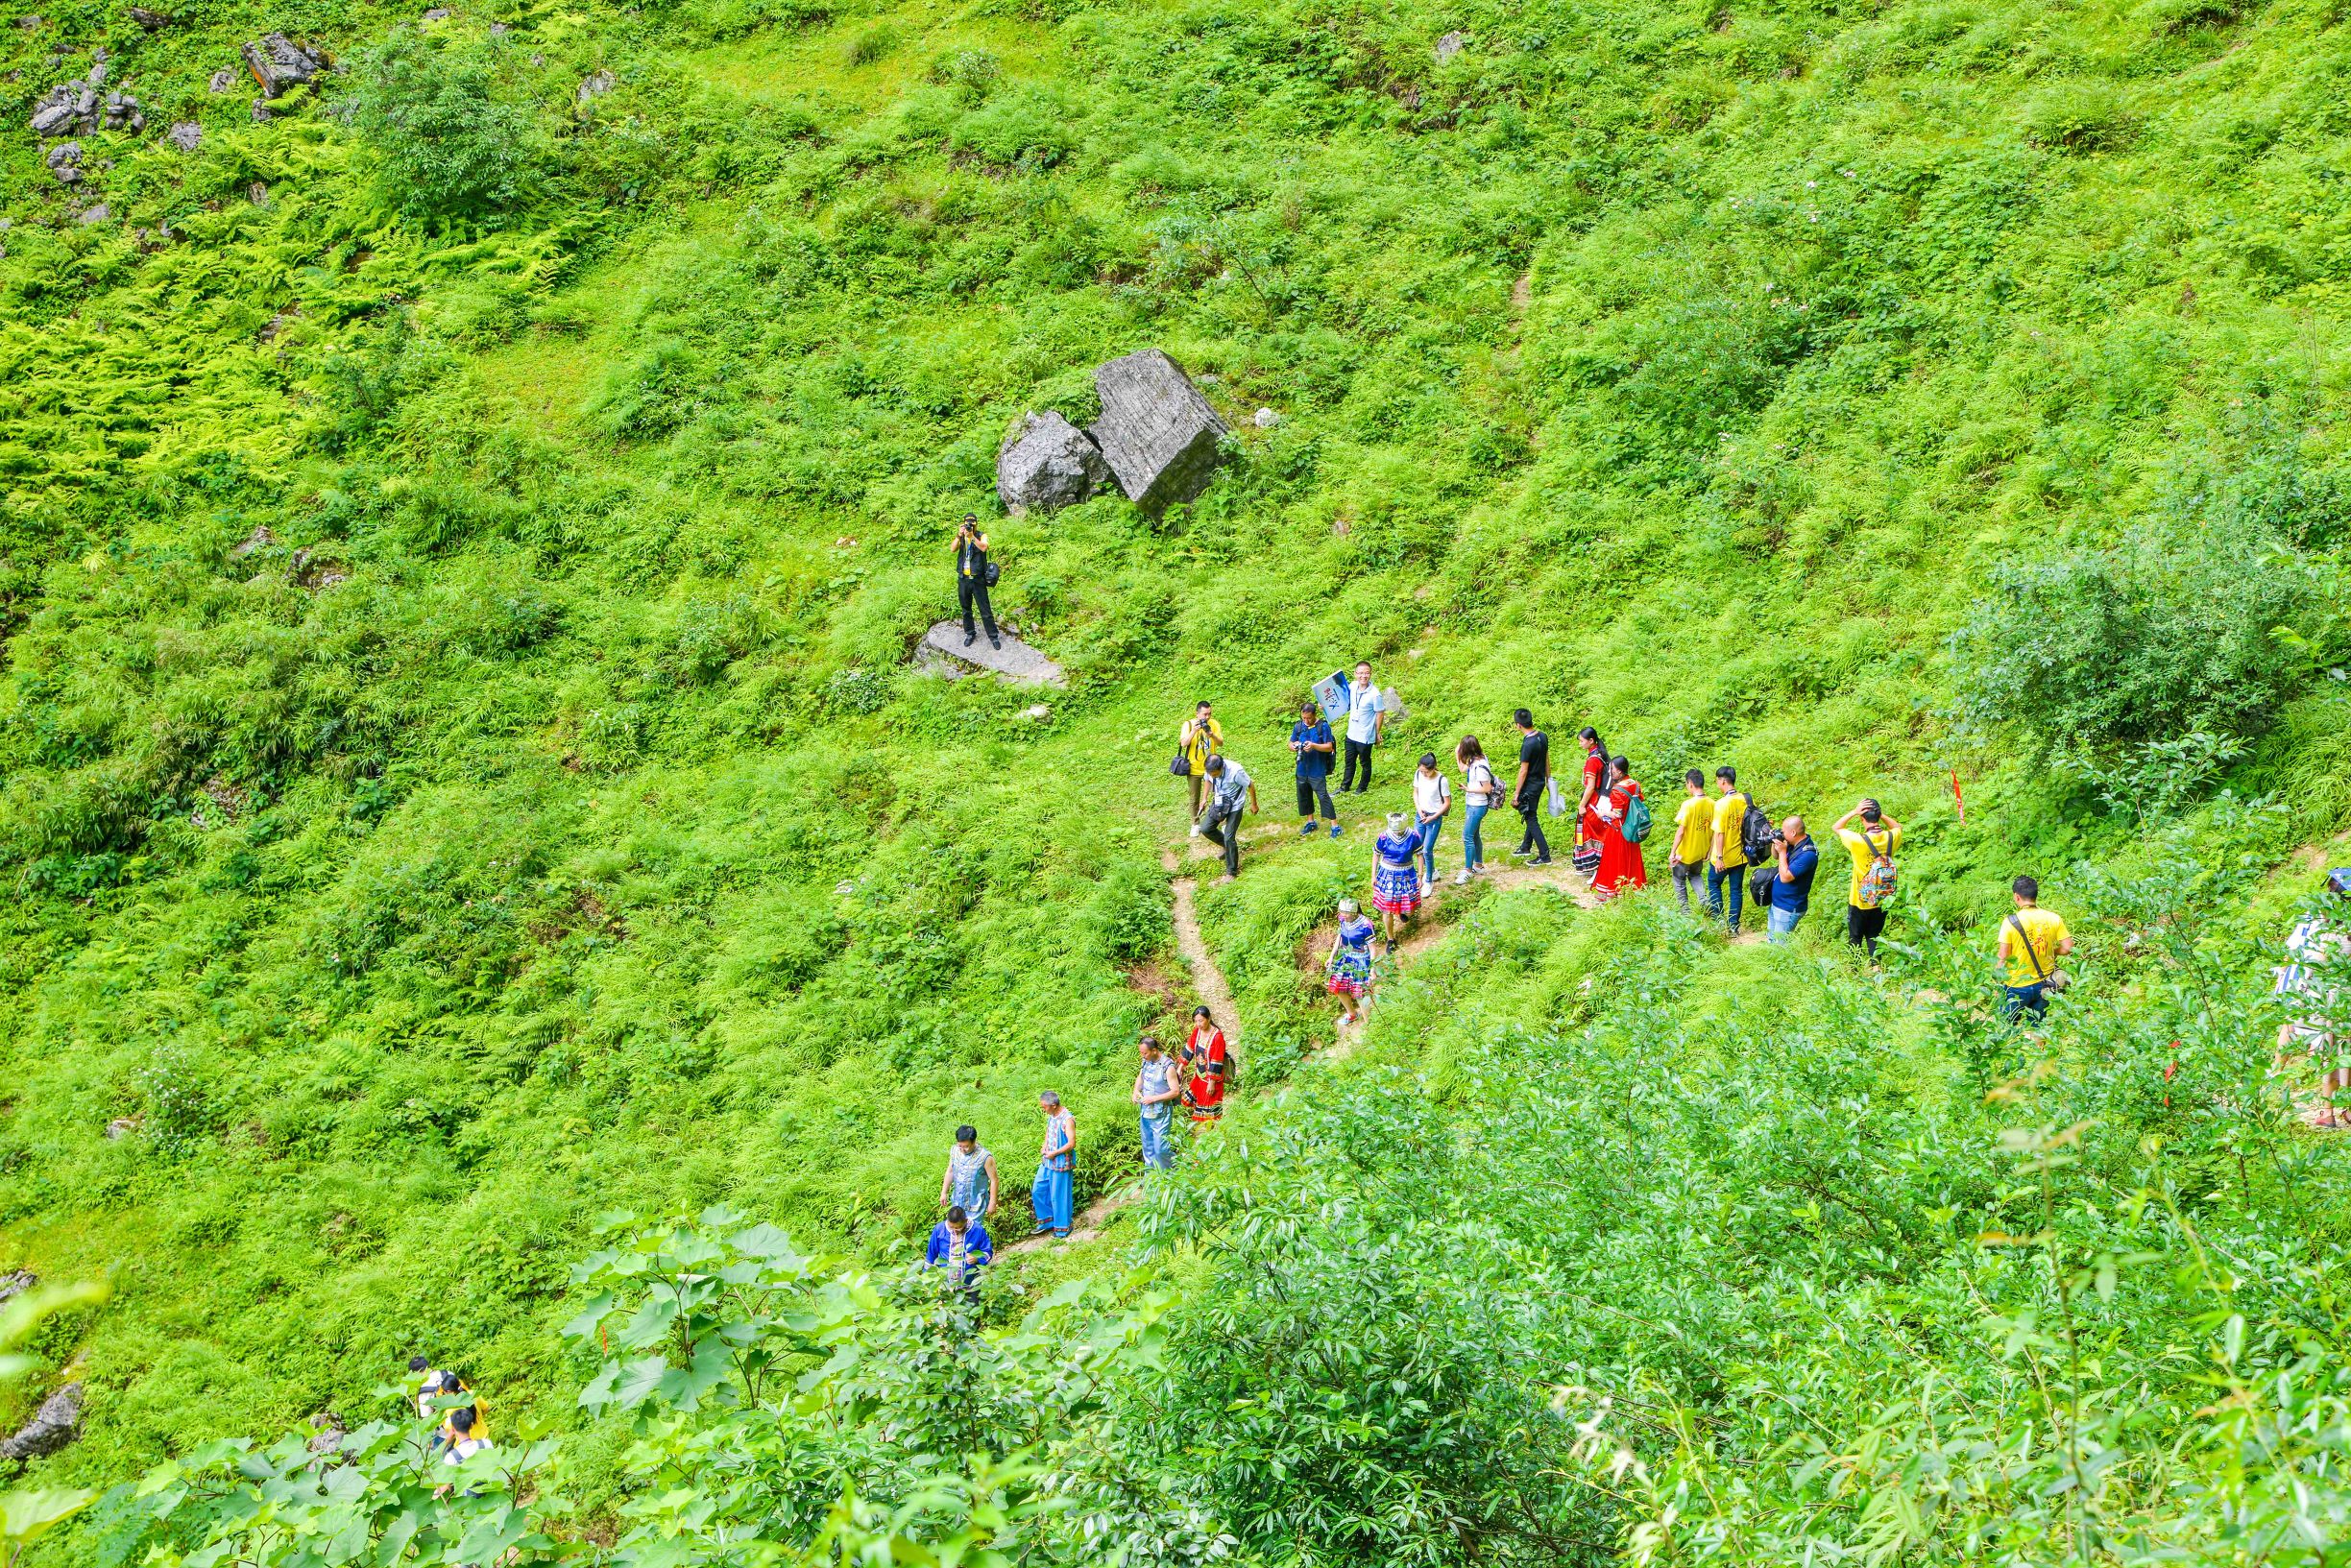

{"left": 954, "top": 514, "right": 1000, "bottom": 651}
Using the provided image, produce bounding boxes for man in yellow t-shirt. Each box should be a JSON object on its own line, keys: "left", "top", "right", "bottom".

{"left": 1831, "top": 798, "right": 1903, "bottom": 959}
{"left": 1669, "top": 769, "right": 1713, "bottom": 910}
{"left": 1707, "top": 764, "right": 1753, "bottom": 935}
{"left": 1997, "top": 874, "right": 2072, "bottom": 1022}
{"left": 1178, "top": 701, "right": 1224, "bottom": 832}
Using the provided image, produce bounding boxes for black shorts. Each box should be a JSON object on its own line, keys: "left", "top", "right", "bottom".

{"left": 1847, "top": 905, "right": 1887, "bottom": 945}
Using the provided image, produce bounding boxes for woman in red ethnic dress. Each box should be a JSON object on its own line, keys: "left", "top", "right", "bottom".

{"left": 1572, "top": 727, "right": 1609, "bottom": 871}
{"left": 1180, "top": 1004, "right": 1228, "bottom": 1125}
{"left": 1591, "top": 755, "right": 1648, "bottom": 899}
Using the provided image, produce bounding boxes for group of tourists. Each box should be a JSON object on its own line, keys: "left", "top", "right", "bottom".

{"left": 928, "top": 1007, "right": 1230, "bottom": 1267}
{"left": 406, "top": 1357, "right": 491, "bottom": 1486}
{"left": 1169, "top": 678, "right": 2080, "bottom": 1029}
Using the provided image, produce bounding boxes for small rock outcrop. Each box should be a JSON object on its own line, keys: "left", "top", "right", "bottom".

{"left": 166, "top": 119, "right": 201, "bottom": 152}
{"left": 0, "top": 1270, "right": 35, "bottom": 1307}
{"left": 0, "top": 1383, "right": 81, "bottom": 1462}
{"left": 914, "top": 622, "right": 1066, "bottom": 688}
{"left": 1087, "top": 350, "right": 1229, "bottom": 514}
{"left": 1435, "top": 29, "right": 1466, "bottom": 60}
{"left": 28, "top": 75, "right": 141, "bottom": 137}
{"left": 42, "top": 139, "right": 79, "bottom": 183}
{"left": 241, "top": 34, "right": 323, "bottom": 97}
{"left": 576, "top": 68, "right": 616, "bottom": 106}
{"left": 995, "top": 411, "right": 1110, "bottom": 514}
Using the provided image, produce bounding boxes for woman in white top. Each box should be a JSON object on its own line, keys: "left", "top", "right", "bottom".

{"left": 1410, "top": 753, "right": 1451, "bottom": 895}
{"left": 1453, "top": 736, "right": 1499, "bottom": 885}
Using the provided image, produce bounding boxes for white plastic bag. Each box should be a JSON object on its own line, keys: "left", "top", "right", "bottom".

{"left": 1545, "top": 775, "right": 1566, "bottom": 816}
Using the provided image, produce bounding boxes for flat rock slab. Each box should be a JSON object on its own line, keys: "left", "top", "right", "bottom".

{"left": 917, "top": 622, "right": 1066, "bottom": 688}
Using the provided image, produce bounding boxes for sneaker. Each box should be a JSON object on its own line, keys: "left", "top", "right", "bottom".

{"left": 1300, "top": 822, "right": 1319, "bottom": 836}
{"left": 1189, "top": 823, "right": 1202, "bottom": 837}
{"left": 962, "top": 630, "right": 976, "bottom": 646}
{"left": 1329, "top": 824, "right": 1344, "bottom": 838}
{"left": 1453, "top": 869, "right": 1471, "bottom": 885}
{"left": 1529, "top": 856, "right": 1553, "bottom": 867}
{"left": 1029, "top": 1223, "right": 1054, "bottom": 1237}
{"left": 988, "top": 633, "right": 1002, "bottom": 650}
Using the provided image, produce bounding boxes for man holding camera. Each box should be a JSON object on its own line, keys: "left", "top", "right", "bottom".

{"left": 954, "top": 514, "right": 1000, "bottom": 650}
{"left": 1764, "top": 814, "right": 1819, "bottom": 945}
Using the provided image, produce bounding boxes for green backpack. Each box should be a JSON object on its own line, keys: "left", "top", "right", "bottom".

{"left": 1622, "top": 789, "right": 1653, "bottom": 843}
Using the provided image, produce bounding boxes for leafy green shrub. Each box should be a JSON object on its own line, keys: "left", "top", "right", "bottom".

{"left": 928, "top": 48, "right": 1002, "bottom": 104}
{"left": 1947, "top": 514, "right": 2337, "bottom": 766}
{"left": 847, "top": 24, "right": 899, "bottom": 65}
{"left": 588, "top": 336, "right": 714, "bottom": 443}
{"left": 949, "top": 88, "right": 1076, "bottom": 172}
{"left": 345, "top": 31, "right": 556, "bottom": 220}
{"left": 2021, "top": 81, "right": 2137, "bottom": 153}
{"left": 1082, "top": 861, "right": 1170, "bottom": 965}
{"left": 136, "top": 1045, "right": 218, "bottom": 1157}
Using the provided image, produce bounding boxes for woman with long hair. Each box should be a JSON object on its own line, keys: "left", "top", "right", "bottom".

{"left": 1180, "top": 1005, "right": 1229, "bottom": 1125}
{"left": 1591, "top": 755, "right": 1648, "bottom": 899}
{"left": 1573, "top": 726, "right": 1608, "bottom": 873}
{"left": 1454, "top": 736, "right": 1498, "bottom": 884}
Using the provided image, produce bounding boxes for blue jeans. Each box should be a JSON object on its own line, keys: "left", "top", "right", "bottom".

{"left": 2004, "top": 982, "right": 2049, "bottom": 1022}
{"left": 1462, "top": 804, "right": 1489, "bottom": 870}
{"left": 1139, "top": 1115, "right": 1173, "bottom": 1170}
{"left": 1418, "top": 814, "right": 1444, "bottom": 880}
{"left": 1767, "top": 903, "right": 1802, "bottom": 944}
{"left": 1031, "top": 1161, "right": 1074, "bottom": 1234}
{"left": 1707, "top": 862, "right": 1745, "bottom": 933}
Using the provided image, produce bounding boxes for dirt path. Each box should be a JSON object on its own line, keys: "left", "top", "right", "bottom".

{"left": 1003, "top": 1184, "right": 1133, "bottom": 1255}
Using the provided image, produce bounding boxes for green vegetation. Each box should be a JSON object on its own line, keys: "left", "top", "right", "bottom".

{"left": 3, "top": 0, "right": 2351, "bottom": 1556}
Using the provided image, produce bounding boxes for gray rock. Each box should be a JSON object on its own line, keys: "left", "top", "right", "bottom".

{"left": 166, "top": 119, "right": 200, "bottom": 151}
{"left": 995, "top": 410, "right": 1110, "bottom": 513}
{"left": 248, "top": 181, "right": 268, "bottom": 205}
{"left": 85, "top": 59, "right": 103, "bottom": 84}
{"left": 916, "top": 621, "right": 1066, "bottom": 688}
{"left": 1252, "top": 407, "right": 1280, "bottom": 428}
{"left": 208, "top": 65, "right": 234, "bottom": 92}
{"left": 250, "top": 97, "right": 270, "bottom": 122}
{"left": 240, "top": 33, "right": 321, "bottom": 97}
{"left": 0, "top": 1270, "right": 34, "bottom": 1306}
{"left": 421, "top": 5, "right": 449, "bottom": 16}
{"left": 130, "top": 7, "right": 170, "bottom": 29}
{"left": 1086, "top": 350, "right": 1229, "bottom": 513}
{"left": 232, "top": 524, "right": 273, "bottom": 557}
{"left": 488, "top": 20, "right": 507, "bottom": 33}
{"left": 28, "top": 91, "right": 74, "bottom": 133}
{"left": 43, "top": 139, "right": 79, "bottom": 182}
{"left": 575, "top": 67, "right": 615, "bottom": 105}
{"left": 78, "top": 203, "right": 109, "bottom": 224}
{"left": 104, "top": 1116, "right": 138, "bottom": 1139}
{"left": 0, "top": 1384, "right": 82, "bottom": 1462}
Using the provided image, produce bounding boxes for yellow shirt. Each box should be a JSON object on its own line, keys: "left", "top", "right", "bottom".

{"left": 1180, "top": 717, "right": 1223, "bottom": 771}
{"left": 2002, "top": 906, "right": 2070, "bottom": 987}
{"left": 1711, "top": 792, "right": 1751, "bottom": 869}
{"left": 1672, "top": 795, "right": 1714, "bottom": 865}
{"left": 1836, "top": 824, "right": 1901, "bottom": 909}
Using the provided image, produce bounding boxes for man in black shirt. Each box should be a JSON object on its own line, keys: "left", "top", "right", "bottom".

{"left": 954, "top": 514, "right": 1000, "bottom": 650}
{"left": 1512, "top": 709, "right": 1551, "bottom": 865}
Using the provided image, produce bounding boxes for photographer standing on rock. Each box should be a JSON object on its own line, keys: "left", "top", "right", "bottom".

{"left": 954, "top": 514, "right": 1000, "bottom": 651}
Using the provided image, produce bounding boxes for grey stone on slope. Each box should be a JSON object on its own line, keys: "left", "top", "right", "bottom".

{"left": 166, "top": 119, "right": 201, "bottom": 151}
{"left": 241, "top": 33, "right": 322, "bottom": 97}
{"left": 915, "top": 622, "right": 1065, "bottom": 688}
{"left": 0, "top": 1383, "right": 81, "bottom": 1461}
{"left": 995, "top": 410, "right": 1109, "bottom": 513}
{"left": 1087, "top": 349, "right": 1228, "bottom": 513}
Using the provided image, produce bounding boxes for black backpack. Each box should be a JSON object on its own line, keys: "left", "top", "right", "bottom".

{"left": 1737, "top": 795, "right": 1775, "bottom": 864}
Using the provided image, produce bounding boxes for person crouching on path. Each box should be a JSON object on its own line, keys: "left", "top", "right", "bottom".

{"left": 1371, "top": 811, "right": 1425, "bottom": 953}
{"left": 1412, "top": 752, "right": 1451, "bottom": 896}
{"left": 939, "top": 1124, "right": 998, "bottom": 1221}
{"left": 1179, "top": 700, "right": 1224, "bottom": 834}
{"left": 1181, "top": 1006, "right": 1228, "bottom": 1125}
{"left": 1029, "top": 1091, "right": 1077, "bottom": 1240}
{"left": 1456, "top": 736, "right": 1498, "bottom": 884}
{"left": 1590, "top": 756, "right": 1647, "bottom": 899}
{"left": 927, "top": 1204, "right": 994, "bottom": 1295}
{"left": 1512, "top": 710, "right": 1553, "bottom": 866}
{"left": 954, "top": 514, "right": 999, "bottom": 651}
{"left": 1133, "top": 1036, "right": 1181, "bottom": 1170}
{"left": 1199, "top": 754, "right": 1259, "bottom": 883}
{"left": 1291, "top": 701, "right": 1340, "bottom": 838}
{"left": 1325, "top": 896, "right": 1376, "bottom": 1026}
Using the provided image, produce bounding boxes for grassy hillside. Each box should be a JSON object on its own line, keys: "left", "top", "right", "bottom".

{"left": 6, "top": 0, "right": 2351, "bottom": 1556}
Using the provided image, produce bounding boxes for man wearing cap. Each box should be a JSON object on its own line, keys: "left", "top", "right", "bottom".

{"left": 1832, "top": 799, "right": 1903, "bottom": 959}
{"left": 953, "top": 514, "right": 999, "bottom": 650}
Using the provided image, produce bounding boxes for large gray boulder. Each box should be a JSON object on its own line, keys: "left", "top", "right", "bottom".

{"left": 995, "top": 411, "right": 1110, "bottom": 513}
{"left": 1087, "top": 350, "right": 1229, "bottom": 513}
{"left": 0, "top": 1383, "right": 81, "bottom": 1462}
